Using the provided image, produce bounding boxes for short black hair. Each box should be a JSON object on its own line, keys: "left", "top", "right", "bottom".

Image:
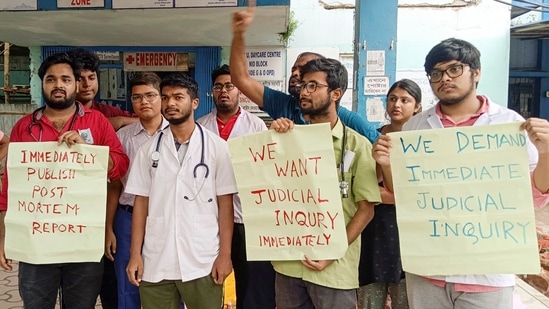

{"left": 38, "top": 52, "right": 81, "bottom": 81}
{"left": 160, "top": 73, "right": 199, "bottom": 100}
{"left": 301, "top": 58, "right": 348, "bottom": 105}
{"left": 211, "top": 64, "right": 230, "bottom": 84}
{"left": 66, "top": 48, "right": 100, "bottom": 74}
{"left": 130, "top": 72, "right": 161, "bottom": 91}
{"left": 424, "top": 38, "right": 481, "bottom": 74}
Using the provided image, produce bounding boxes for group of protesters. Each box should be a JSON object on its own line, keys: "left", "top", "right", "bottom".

{"left": 0, "top": 4, "right": 548, "bottom": 309}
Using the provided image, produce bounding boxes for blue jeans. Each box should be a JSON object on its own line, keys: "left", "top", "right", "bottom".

{"left": 19, "top": 261, "right": 103, "bottom": 309}
{"left": 114, "top": 206, "right": 141, "bottom": 308}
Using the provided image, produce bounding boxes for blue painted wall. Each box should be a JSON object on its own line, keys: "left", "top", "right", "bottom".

{"left": 355, "top": 0, "right": 398, "bottom": 128}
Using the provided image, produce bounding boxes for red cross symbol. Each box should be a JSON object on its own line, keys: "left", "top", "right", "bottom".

{"left": 126, "top": 55, "right": 135, "bottom": 64}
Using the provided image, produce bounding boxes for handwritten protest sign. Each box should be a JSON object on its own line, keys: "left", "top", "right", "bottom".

{"left": 5, "top": 142, "right": 109, "bottom": 264}
{"left": 228, "top": 124, "right": 348, "bottom": 260}
{"left": 390, "top": 123, "right": 539, "bottom": 275}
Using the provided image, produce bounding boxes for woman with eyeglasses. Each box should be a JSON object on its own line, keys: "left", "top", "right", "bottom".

{"left": 358, "top": 79, "right": 422, "bottom": 309}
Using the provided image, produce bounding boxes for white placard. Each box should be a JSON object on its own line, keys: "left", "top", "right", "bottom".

{"left": 123, "top": 52, "right": 188, "bottom": 72}
{"left": 1, "top": 0, "right": 37, "bottom": 10}
{"left": 112, "top": 0, "right": 173, "bottom": 9}
{"left": 366, "top": 50, "right": 385, "bottom": 76}
{"left": 245, "top": 47, "right": 284, "bottom": 81}
{"left": 364, "top": 76, "right": 389, "bottom": 95}
{"left": 57, "top": 0, "right": 104, "bottom": 8}
{"left": 175, "top": 0, "right": 236, "bottom": 7}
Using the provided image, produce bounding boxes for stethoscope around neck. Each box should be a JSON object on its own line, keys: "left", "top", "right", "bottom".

{"left": 28, "top": 105, "right": 79, "bottom": 142}
{"left": 151, "top": 123, "right": 212, "bottom": 202}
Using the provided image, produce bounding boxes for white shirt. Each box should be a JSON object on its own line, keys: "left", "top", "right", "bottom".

{"left": 116, "top": 118, "right": 169, "bottom": 206}
{"left": 125, "top": 124, "right": 237, "bottom": 283}
{"left": 197, "top": 108, "right": 267, "bottom": 223}
{"left": 403, "top": 96, "right": 537, "bottom": 287}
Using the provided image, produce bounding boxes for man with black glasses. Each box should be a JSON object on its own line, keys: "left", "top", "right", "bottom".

{"left": 373, "top": 38, "right": 549, "bottom": 309}
{"left": 197, "top": 64, "right": 267, "bottom": 309}
{"left": 270, "top": 58, "right": 381, "bottom": 309}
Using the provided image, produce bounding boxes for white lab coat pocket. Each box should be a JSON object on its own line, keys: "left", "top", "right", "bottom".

{"left": 192, "top": 214, "right": 218, "bottom": 257}
{"left": 143, "top": 216, "right": 165, "bottom": 254}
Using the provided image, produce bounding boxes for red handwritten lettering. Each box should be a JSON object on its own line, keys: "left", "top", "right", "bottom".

{"left": 258, "top": 233, "right": 331, "bottom": 247}
{"left": 32, "top": 222, "right": 86, "bottom": 234}
{"left": 27, "top": 168, "right": 76, "bottom": 181}
{"left": 274, "top": 210, "right": 338, "bottom": 229}
{"left": 18, "top": 201, "right": 79, "bottom": 215}
{"left": 252, "top": 187, "right": 328, "bottom": 205}
{"left": 31, "top": 186, "right": 67, "bottom": 199}
{"left": 274, "top": 156, "right": 321, "bottom": 177}
{"left": 248, "top": 142, "right": 277, "bottom": 162}
{"left": 20, "top": 150, "right": 96, "bottom": 164}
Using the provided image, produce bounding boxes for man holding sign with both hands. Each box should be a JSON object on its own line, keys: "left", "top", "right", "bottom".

{"left": 270, "top": 58, "right": 381, "bottom": 309}
{"left": 373, "top": 38, "right": 549, "bottom": 309}
{"left": 0, "top": 52, "right": 129, "bottom": 308}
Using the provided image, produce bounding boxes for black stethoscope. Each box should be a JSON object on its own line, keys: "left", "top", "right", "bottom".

{"left": 151, "top": 122, "right": 210, "bottom": 178}
{"left": 28, "top": 106, "right": 79, "bottom": 142}
{"left": 339, "top": 122, "right": 349, "bottom": 198}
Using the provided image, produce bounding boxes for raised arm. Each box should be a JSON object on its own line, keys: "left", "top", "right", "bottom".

{"left": 230, "top": 7, "right": 265, "bottom": 107}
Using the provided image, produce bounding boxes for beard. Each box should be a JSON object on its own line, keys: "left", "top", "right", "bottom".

{"left": 215, "top": 101, "right": 238, "bottom": 114}
{"left": 164, "top": 108, "right": 192, "bottom": 125}
{"left": 300, "top": 95, "right": 331, "bottom": 118}
{"left": 43, "top": 89, "right": 76, "bottom": 110}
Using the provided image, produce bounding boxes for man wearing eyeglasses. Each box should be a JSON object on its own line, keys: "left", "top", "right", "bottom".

{"left": 105, "top": 72, "right": 168, "bottom": 309}
{"left": 230, "top": 6, "right": 380, "bottom": 144}
{"left": 197, "top": 64, "right": 267, "bottom": 309}
{"left": 373, "top": 38, "right": 549, "bottom": 309}
{"left": 269, "top": 58, "right": 381, "bottom": 309}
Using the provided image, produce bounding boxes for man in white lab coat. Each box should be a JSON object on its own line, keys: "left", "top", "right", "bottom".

{"left": 125, "top": 73, "right": 237, "bottom": 309}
